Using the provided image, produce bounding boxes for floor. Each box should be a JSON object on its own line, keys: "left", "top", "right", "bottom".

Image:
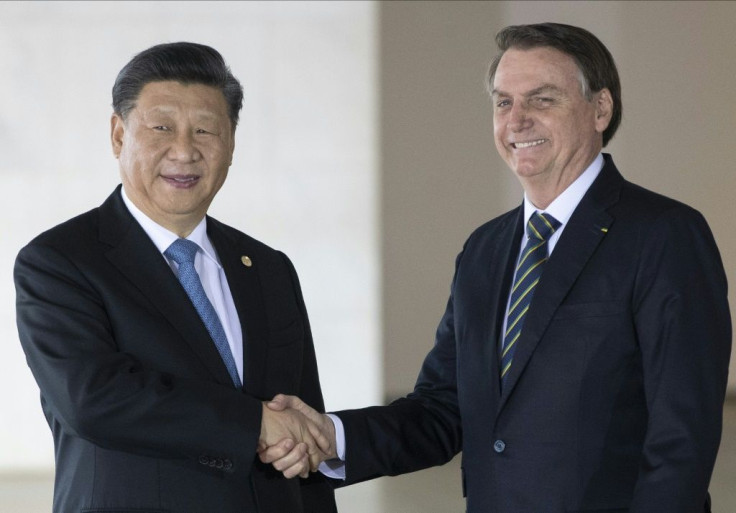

{"left": 2, "top": 400, "right": 735, "bottom": 513}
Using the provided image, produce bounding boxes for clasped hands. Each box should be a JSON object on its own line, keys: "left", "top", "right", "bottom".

{"left": 258, "top": 394, "right": 337, "bottom": 479}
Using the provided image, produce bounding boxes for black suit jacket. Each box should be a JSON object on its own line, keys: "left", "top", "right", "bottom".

{"left": 15, "top": 186, "right": 336, "bottom": 513}
{"left": 336, "top": 155, "right": 731, "bottom": 513}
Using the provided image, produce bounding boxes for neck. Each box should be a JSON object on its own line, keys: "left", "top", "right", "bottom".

{"left": 522, "top": 152, "right": 601, "bottom": 210}
{"left": 120, "top": 186, "right": 206, "bottom": 239}
{"left": 154, "top": 211, "right": 206, "bottom": 238}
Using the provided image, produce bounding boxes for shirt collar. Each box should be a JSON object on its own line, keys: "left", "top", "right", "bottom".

{"left": 120, "top": 187, "right": 222, "bottom": 268}
{"left": 523, "top": 152, "right": 604, "bottom": 228}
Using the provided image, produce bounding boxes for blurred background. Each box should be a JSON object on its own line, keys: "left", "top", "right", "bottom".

{"left": 1, "top": 1, "right": 734, "bottom": 511}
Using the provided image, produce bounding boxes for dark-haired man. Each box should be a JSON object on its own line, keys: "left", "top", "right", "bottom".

{"left": 263, "top": 22, "right": 731, "bottom": 513}
{"left": 15, "top": 42, "right": 336, "bottom": 512}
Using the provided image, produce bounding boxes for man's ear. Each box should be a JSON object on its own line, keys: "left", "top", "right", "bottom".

{"left": 228, "top": 131, "right": 236, "bottom": 166}
{"left": 111, "top": 113, "right": 125, "bottom": 158}
{"left": 594, "top": 88, "right": 613, "bottom": 134}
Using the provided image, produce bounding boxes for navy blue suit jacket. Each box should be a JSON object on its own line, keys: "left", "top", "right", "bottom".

{"left": 15, "top": 186, "right": 336, "bottom": 513}
{"left": 337, "top": 155, "right": 730, "bottom": 513}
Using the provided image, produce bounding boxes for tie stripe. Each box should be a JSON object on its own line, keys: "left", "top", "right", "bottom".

{"left": 507, "top": 278, "right": 539, "bottom": 318}
{"left": 516, "top": 240, "right": 546, "bottom": 270}
{"left": 500, "top": 212, "right": 560, "bottom": 386}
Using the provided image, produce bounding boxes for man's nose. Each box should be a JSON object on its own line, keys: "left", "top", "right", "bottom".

{"left": 507, "top": 103, "right": 532, "bottom": 132}
{"left": 167, "top": 131, "right": 201, "bottom": 162}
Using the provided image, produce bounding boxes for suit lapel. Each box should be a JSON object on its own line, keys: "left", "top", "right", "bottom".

{"left": 207, "top": 219, "right": 269, "bottom": 398}
{"left": 498, "top": 157, "right": 623, "bottom": 409}
{"left": 98, "top": 187, "right": 238, "bottom": 388}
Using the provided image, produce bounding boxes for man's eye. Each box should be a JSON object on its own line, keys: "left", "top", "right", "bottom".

{"left": 495, "top": 99, "right": 511, "bottom": 108}
{"left": 152, "top": 126, "right": 170, "bottom": 131}
{"left": 532, "top": 97, "right": 554, "bottom": 106}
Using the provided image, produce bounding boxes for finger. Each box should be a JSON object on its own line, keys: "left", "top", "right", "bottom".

{"left": 305, "top": 417, "right": 332, "bottom": 456}
{"left": 271, "top": 442, "right": 307, "bottom": 472}
{"left": 272, "top": 443, "right": 308, "bottom": 475}
{"left": 300, "top": 431, "right": 322, "bottom": 472}
{"left": 308, "top": 450, "right": 326, "bottom": 473}
{"left": 266, "top": 394, "right": 289, "bottom": 411}
{"left": 258, "top": 438, "right": 294, "bottom": 464}
{"left": 270, "top": 394, "right": 307, "bottom": 414}
{"left": 283, "top": 453, "right": 310, "bottom": 480}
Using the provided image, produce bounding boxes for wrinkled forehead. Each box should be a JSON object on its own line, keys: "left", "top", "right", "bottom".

{"left": 133, "top": 81, "right": 230, "bottom": 118}
{"left": 492, "top": 47, "right": 586, "bottom": 96}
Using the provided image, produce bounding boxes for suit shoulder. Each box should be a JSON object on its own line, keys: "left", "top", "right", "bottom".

{"left": 206, "top": 217, "right": 294, "bottom": 268}
{"left": 20, "top": 207, "right": 100, "bottom": 255}
{"left": 206, "top": 217, "right": 276, "bottom": 252}
{"left": 464, "top": 207, "right": 520, "bottom": 247}
{"left": 617, "top": 179, "right": 706, "bottom": 224}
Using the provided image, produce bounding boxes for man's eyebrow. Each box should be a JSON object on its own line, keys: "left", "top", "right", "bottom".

{"left": 145, "top": 105, "right": 221, "bottom": 120}
{"left": 524, "top": 84, "right": 565, "bottom": 97}
{"left": 491, "top": 83, "right": 565, "bottom": 98}
{"left": 144, "top": 105, "right": 176, "bottom": 116}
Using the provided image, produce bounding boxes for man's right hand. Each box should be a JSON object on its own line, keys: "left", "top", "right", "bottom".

{"left": 258, "top": 400, "right": 332, "bottom": 479}
{"left": 258, "top": 395, "right": 337, "bottom": 478}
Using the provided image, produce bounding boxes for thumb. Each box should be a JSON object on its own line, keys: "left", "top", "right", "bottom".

{"left": 266, "top": 393, "right": 291, "bottom": 411}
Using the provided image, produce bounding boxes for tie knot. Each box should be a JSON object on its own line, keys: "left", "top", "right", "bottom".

{"left": 526, "top": 211, "right": 560, "bottom": 242}
{"left": 164, "top": 238, "right": 200, "bottom": 266}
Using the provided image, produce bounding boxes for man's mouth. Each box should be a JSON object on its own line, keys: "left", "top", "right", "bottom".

{"left": 511, "top": 139, "right": 547, "bottom": 149}
{"left": 162, "top": 175, "right": 200, "bottom": 187}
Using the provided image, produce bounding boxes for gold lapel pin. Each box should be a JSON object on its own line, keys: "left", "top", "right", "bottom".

{"left": 600, "top": 227, "right": 608, "bottom": 233}
{"left": 241, "top": 255, "right": 252, "bottom": 267}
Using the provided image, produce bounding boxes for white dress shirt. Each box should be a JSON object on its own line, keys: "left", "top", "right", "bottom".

{"left": 518, "top": 152, "right": 604, "bottom": 257}
{"left": 121, "top": 188, "right": 244, "bottom": 383}
{"left": 500, "top": 153, "right": 603, "bottom": 339}
{"left": 324, "top": 153, "right": 605, "bottom": 480}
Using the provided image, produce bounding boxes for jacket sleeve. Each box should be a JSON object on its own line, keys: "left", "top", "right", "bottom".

{"left": 335, "top": 250, "right": 465, "bottom": 485}
{"left": 629, "top": 207, "right": 731, "bottom": 512}
{"left": 15, "top": 240, "right": 264, "bottom": 474}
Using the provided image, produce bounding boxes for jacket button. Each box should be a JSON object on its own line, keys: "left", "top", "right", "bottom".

{"left": 215, "top": 458, "right": 224, "bottom": 469}
{"left": 198, "top": 455, "right": 209, "bottom": 465}
{"left": 223, "top": 459, "right": 233, "bottom": 470}
{"left": 493, "top": 440, "right": 506, "bottom": 453}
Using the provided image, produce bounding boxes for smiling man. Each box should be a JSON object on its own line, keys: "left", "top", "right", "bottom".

{"left": 15, "top": 42, "right": 336, "bottom": 513}
{"left": 261, "top": 23, "right": 731, "bottom": 513}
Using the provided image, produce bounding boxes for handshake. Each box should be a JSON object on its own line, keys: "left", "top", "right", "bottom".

{"left": 258, "top": 394, "right": 338, "bottom": 479}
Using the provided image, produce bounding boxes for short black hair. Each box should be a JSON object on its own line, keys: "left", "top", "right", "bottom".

{"left": 112, "top": 42, "right": 244, "bottom": 129}
{"left": 487, "top": 23, "right": 622, "bottom": 147}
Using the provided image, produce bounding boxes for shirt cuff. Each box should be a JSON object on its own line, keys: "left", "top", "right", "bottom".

{"left": 317, "top": 413, "right": 346, "bottom": 480}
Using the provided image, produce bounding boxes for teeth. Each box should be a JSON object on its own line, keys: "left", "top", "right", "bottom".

{"left": 172, "top": 177, "right": 196, "bottom": 182}
{"left": 514, "top": 139, "right": 546, "bottom": 149}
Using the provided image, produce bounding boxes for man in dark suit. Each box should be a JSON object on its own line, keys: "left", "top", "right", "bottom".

{"left": 15, "top": 42, "right": 336, "bottom": 512}
{"left": 261, "top": 23, "right": 731, "bottom": 512}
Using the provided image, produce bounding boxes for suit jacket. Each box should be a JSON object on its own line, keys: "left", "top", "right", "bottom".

{"left": 15, "top": 186, "right": 336, "bottom": 513}
{"left": 336, "top": 155, "right": 731, "bottom": 513}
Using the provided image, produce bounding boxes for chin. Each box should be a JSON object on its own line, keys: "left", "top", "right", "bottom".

{"left": 511, "top": 163, "right": 540, "bottom": 177}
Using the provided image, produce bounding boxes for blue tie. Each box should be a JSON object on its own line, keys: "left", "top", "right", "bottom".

{"left": 165, "top": 238, "right": 242, "bottom": 389}
{"left": 501, "top": 211, "right": 560, "bottom": 387}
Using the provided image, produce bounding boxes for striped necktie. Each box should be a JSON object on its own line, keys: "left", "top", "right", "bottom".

{"left": 165, "top": 238, "right": 242, "bottom": 389}
{"left": 500, "top": 211, "right": 560, "bottom": 386}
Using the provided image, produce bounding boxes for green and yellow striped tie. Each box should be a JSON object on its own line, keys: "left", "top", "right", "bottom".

{"left": 500, "top": 211, "right": 560, "bottom": 386}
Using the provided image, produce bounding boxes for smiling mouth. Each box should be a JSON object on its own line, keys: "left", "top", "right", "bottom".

{"left": 162, "top": 175, "right": 200, "bottom": 187}
{"left": 512, "top": 139, "right": 547, "bottom": 149}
